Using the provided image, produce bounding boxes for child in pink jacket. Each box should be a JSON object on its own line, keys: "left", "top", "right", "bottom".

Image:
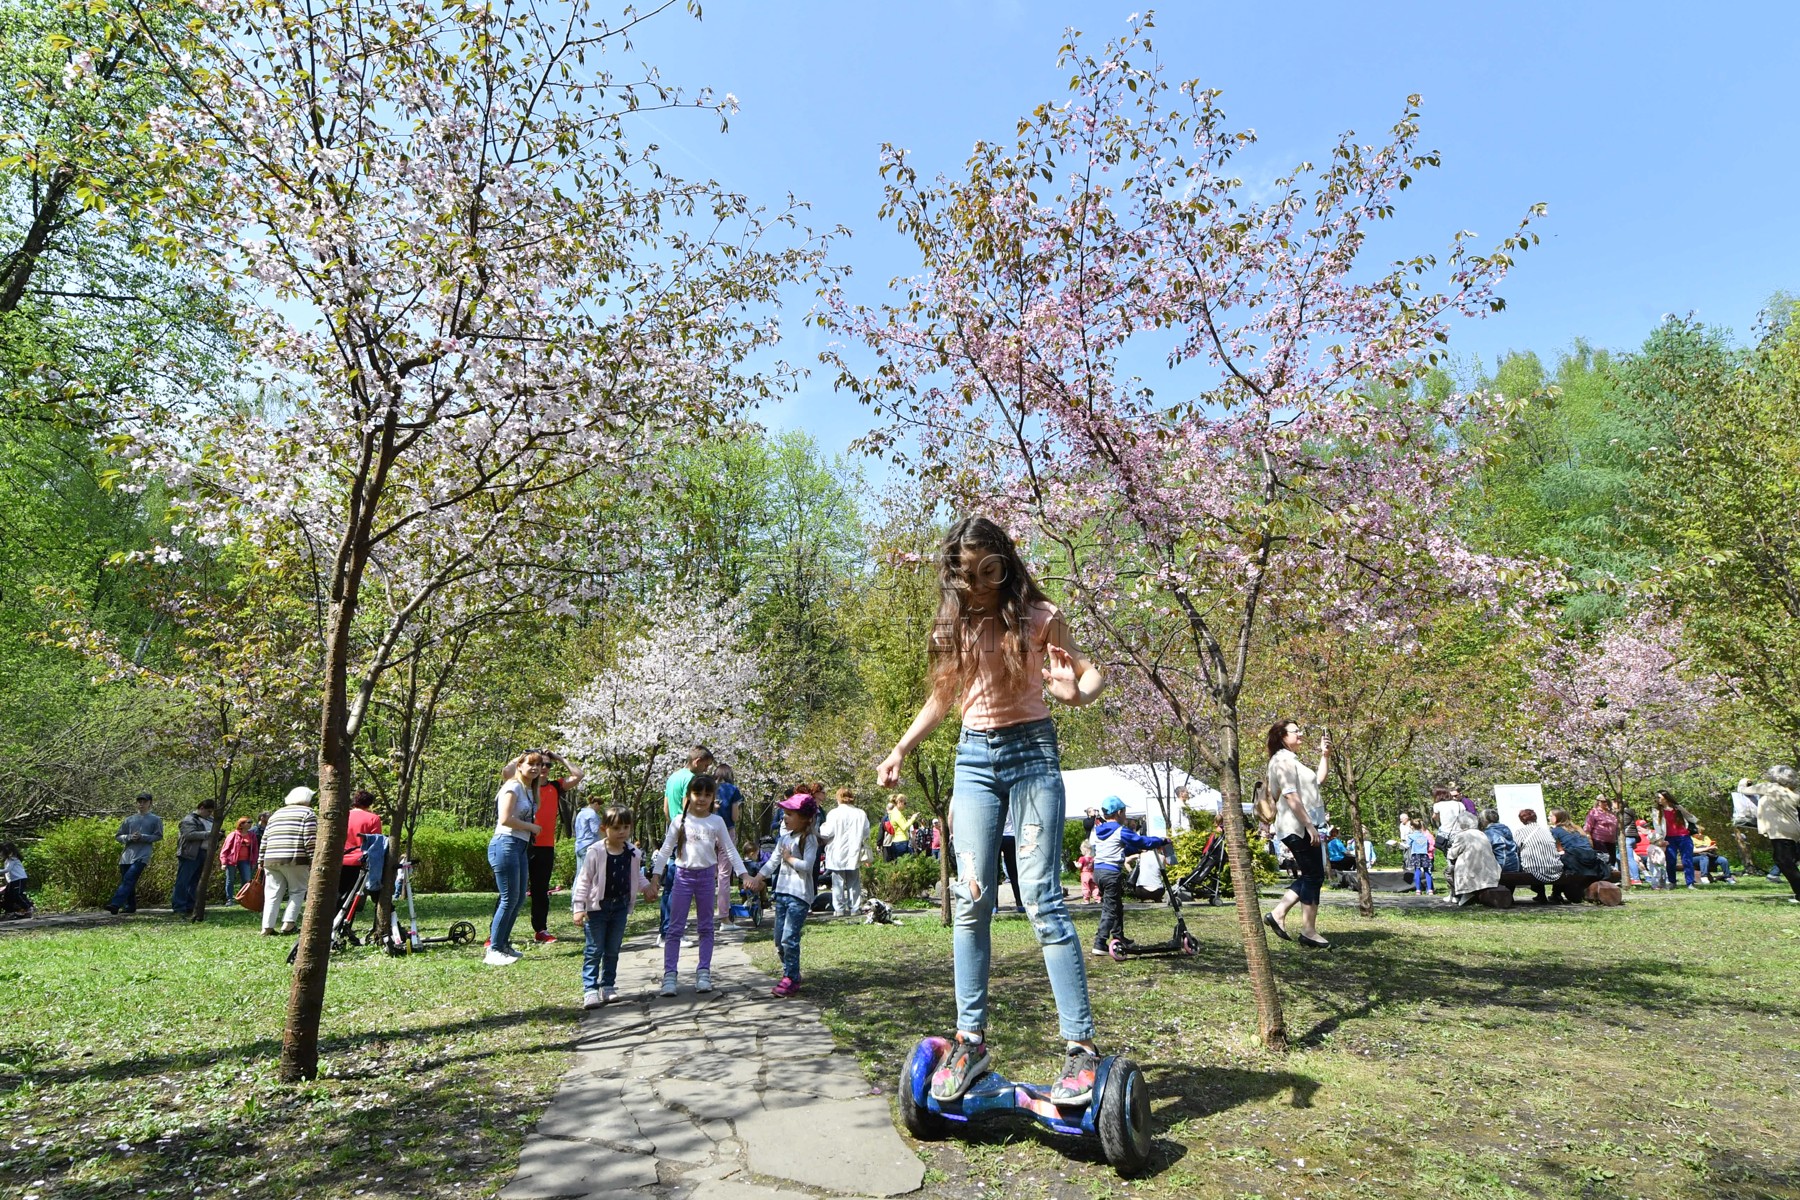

{"left": 572, "top": 806, "right": 659, "bottom": 1009}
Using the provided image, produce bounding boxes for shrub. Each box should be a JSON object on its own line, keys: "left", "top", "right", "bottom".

{"left": 25, "top": 817, "right": 176, "bottom": 911}
{"left": 406, "top": 825, "right": 495, "bottom": 894}
{"left": 862, "top": 853, "right": 940, "bottom": 904}
{"left": 1062, "top": 819, "right": 1087, "bottom": 869}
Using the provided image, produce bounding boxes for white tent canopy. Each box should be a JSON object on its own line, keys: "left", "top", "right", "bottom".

{"left": 1059, "top": 763, "right": 1224, "bottom": 837}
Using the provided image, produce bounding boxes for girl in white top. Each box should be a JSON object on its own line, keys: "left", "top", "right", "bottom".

{"left": 760, "top": 793, "right": 821, "bottom": 995}
{"left": 1263, "top": 718, "right": 1332, "bottom": 948}
{"left": 652, "top": 773, "right": 759, "bottom": 996}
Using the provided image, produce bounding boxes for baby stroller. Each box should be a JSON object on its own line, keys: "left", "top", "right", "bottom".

{"left": 287, "top": 833, "right": 388, "bottom": 964}
{"left": 730, "top": 837, "right": 773, "bottom": 928}
{"left": 1174, "top": 830, "right": 1227, "bottom": 907}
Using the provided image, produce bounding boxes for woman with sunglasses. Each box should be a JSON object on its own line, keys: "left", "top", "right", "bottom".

{"left": 1263, "top": 719, "right": 1332, "bottom": 948}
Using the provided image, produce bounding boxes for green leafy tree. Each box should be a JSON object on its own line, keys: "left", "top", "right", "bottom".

{"left": 1628, "top": 307, "right": 1800, "bottom": 753}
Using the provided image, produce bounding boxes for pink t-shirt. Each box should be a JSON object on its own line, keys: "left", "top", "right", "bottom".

{"left": 955, "top": 600, "right": 1058, "bottom": 731}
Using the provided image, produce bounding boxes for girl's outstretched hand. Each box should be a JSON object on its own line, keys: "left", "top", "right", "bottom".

{"left": 876, "top": 749, "right": 904, "bottom": 788}
{"left": 1043, "top": 642, "right": 1079, "bottom": 701}
{"left": 742, "top": 874, "right": 765, "bottom": 892}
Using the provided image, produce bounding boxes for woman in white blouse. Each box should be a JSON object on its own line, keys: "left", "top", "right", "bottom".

{"left": 1262, "top": 719, "right": 1332, "bottom": 948}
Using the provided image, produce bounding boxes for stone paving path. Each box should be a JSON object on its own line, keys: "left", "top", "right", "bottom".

{"left": 500, "top": 926, "right": 924, "bottom": 1200}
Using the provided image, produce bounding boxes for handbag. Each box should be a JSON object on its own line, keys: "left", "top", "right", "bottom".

{"left": 235, "top": 869, "right": 265, "bottom": 912}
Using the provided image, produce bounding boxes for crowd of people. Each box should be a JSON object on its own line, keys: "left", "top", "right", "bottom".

{"left": 1256, "top": 720, "right": 1800, "bottom": 946}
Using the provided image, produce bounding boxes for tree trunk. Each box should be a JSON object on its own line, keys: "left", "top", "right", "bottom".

{"left": 1339, "top": 755, "right": 1375, "bottom": 920}
{"left": 281, "top": 600, "right": 359, "bottom": 1082}
{"left": 187, "top": 756, "right": 237, "bottom": 924}
{"left": 1214, "top": 718, "right": 1287, "bottom": 1050}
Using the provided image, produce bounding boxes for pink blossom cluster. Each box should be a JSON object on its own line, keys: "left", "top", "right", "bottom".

{"left": 1522, "top": 612, "right": 1720, "bottom": 797}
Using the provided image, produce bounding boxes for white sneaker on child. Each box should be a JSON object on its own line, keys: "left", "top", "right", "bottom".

{"left": 695, "top": 969, "right": 713, "bottom": 993}
{"left": 602, "top": 987, "right": 618, "bottom": 1002}
{"left": 484, "top": 949, "right": 517, "bottom": 966}
{"left": 582, "top": 989, "right": 602, "bottom": 1009}
{"left": 660, "top": 971, "right": 679, "bottom": 997}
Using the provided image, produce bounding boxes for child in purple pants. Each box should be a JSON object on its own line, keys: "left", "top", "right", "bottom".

{"left": 651, "top": 772, "right": 760, "bottom": 996}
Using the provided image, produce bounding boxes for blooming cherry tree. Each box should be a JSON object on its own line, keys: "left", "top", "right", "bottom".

{"left": 559, "top": 589, "right": 771, "bottom": 828}
{"left": 1523, "top": 614, "right": 1719, "bottom": 804}
{"left": 119, "top": 0, "right": 828, "bottom": 1079}
{"left": 827, "top": 16, "right": 1540, "bottom": 1048}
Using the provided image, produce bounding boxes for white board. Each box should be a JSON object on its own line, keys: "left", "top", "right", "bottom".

{"left": 1492, "top": 784, "right": 1546, "bottom": 830}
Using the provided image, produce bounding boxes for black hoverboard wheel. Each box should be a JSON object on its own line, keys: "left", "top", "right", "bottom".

{"left": 1097, "top": 1057, "right": 1152, "bottom": 1174}
{"left": 897, "top": 1036, "right": 949, "bottom": 1140}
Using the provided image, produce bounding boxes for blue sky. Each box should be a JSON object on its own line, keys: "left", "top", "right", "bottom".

{"left": 625, "top": 2, "right": 1800, "bottom": 460}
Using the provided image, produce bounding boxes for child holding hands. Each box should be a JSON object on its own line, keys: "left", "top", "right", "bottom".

{"left": 653, "top": 772, "right": 761, "bottom": 996}
{"left": 760, "top": 793, "right": 821, "bottom": 996}
{"left": 572, "top": 806, "right": 658, "bottom": 1008}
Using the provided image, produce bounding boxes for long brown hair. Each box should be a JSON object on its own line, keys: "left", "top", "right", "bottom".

{"left": 929, "top": 516, "right": 1050, "bottom": 703}
{"left": 674, "top": 773, "right": 719, "bottom": 861}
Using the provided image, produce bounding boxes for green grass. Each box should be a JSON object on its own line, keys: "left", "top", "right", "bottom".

{"left": 0, "top": 896, "right": 658, "bottom": 1200}
{"left": 745, "top": 882, "right": 1800, "bottom": 1200}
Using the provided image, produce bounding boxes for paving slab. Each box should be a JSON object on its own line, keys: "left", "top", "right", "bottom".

{"left": 654, "top": 1074, "right": 765, "bottom": 1124}
{"left": 738, "top": 1094, "right": 924, "bottom": 1197}
{"left": 499, "top": 1135, "right": 660, "bottom": 1197}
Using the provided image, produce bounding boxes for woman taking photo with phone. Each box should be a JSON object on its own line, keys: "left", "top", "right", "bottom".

{"left": 1263, "top": 719, "right": 1333, "bottom": 948}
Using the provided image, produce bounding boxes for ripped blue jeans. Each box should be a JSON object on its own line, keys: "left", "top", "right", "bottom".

{"left": 950, "top": 718, "right": 1096, "bottom": 1043}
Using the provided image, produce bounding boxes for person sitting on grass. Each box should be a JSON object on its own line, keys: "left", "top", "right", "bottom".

{"left": 1325, "top": 833, "right": 1357, "bottom": 885}
{"left": 1446, "top": 820, "right": 1501, "bottom": 907}
{"left": 1512, "top": 809, "right": 1563, "bottom": 904}
{"left": 1091, "top": 797, "right": 1170, "bottom": 950}
{"left": 1547, "top": 809, "right": 1608, "bottom": 903}
{"left": 1689, "top": 824, "right": 1735, "bottom": 884}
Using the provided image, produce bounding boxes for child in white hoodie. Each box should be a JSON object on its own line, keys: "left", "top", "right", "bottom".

{"left": 571, "top": 807, "right": 658, "bottom": 1009}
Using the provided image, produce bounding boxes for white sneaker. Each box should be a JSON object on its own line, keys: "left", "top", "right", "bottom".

{"left": 695, "top": 969, "right": 713, "bottom": 993}
{"left": 582, "top": 989, "right": 602, "bottom": 1009}
{"left": 684, "top": 935, "right": 699, "bottom": 949}
{"left": 602, "top": 986, "right": 619, "bottom": 1002}
{"left": 484, "top": 949, "right": 517, "bottom": 966}
{"left": 660, "top": 971, "right": 679, "bottom": 997}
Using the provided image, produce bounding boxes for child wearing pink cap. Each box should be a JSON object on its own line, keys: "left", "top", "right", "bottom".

{"left": 759, "top": 793, "right": 820, "bottom": 996}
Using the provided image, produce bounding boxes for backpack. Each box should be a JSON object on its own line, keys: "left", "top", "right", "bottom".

{"left": 1253, "top": 786, "right": 1278, "bottom": 827}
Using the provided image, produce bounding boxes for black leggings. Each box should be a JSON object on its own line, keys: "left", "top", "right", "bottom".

{"left": 528, "top": 844, "right": 556, "bottom": 934}
{"left": 996, "top": 834, "right": 1024, "bottom": 913}
{"left": 1281, "top": 835, "right": 1326, "bottom": 906}
{"left": 1772, "top": 840, "right": 1800, "bottom": 901}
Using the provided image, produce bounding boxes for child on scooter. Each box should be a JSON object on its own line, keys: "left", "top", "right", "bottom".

{"left": 1090, "top": 798, "right": 1170, "bottom": 951}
